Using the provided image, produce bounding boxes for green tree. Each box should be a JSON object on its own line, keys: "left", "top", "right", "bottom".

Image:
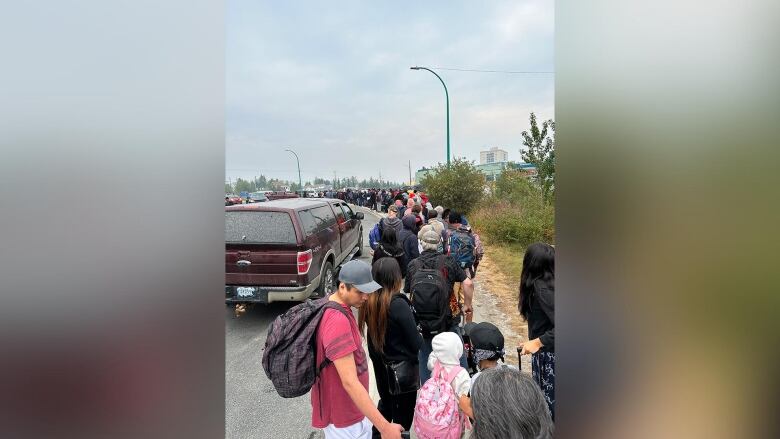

{"left": 520, "top": 112, "right": 555, "bottom": 199}
{"left": 495, "top": 165, "right": 541, "bottom": 204}
{"left": 234, "top": 178, "right": 254, "bottom": 194}
{"left": 225, "top": 183, "right": 233, "bottom": 194}
{"left": 419, "top": 158, "right": 485, "bottom": 214}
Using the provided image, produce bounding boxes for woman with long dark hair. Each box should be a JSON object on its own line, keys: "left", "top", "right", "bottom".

{"left": 372, "top": 226, "right": 408, "bottom": 278}
{"left": 518, "top": 242, "right": 555, "bottom": 420}
{"left": 358, "top": 257, "right": 422, "bottom": 438}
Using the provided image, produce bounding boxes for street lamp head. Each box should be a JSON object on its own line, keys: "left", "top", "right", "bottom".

{"left": 410, "top": 66, "right": 420, "bottom": 70}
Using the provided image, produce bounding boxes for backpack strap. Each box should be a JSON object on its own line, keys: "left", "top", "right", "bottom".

{"left": 445, "top": 364, "right": 464, "bottom": 384}
{"left": 432, "top": 360, "right": 442, "bottom": 379}
{"left": 315, "top": 302, "right": 352, "bottom": 375}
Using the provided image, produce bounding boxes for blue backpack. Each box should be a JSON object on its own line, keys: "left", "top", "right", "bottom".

{"left": 368, "top": 219, "right": 385, "bottom": 250}
{"left": 448, "top": 229, "right": 475, "bottom": 268}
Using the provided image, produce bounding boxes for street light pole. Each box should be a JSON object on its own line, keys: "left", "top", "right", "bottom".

{"left": 411, "top": 66, "right": 450, "bottom": 166}
{"left": 284, "top": 148, "right": 302, "bottom": 197}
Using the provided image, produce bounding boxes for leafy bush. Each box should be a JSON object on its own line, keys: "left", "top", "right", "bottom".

{"left": 419, "top": 158, "right": 486, "bottom": 215}
{"left": 471, "top": 168, "right": 554, "bottom": 247}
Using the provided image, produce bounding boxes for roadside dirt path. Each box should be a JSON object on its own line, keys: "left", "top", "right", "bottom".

{"left": 471, "top": 253, "right": 533, "bottom": 372}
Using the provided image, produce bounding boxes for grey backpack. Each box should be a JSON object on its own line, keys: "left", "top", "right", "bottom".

{"left": 261, "top": 297, "right": 350, "bottom": 398}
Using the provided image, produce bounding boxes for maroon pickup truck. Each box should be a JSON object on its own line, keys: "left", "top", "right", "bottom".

{"left": 225, "top": 198, "right": 365, "bottom": 304}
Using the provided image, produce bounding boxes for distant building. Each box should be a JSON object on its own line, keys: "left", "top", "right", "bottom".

{"left": 479, "top": 147, "right": 509, "bottom": 165}
{"left": 476, "top": 162, "right": 536, "bottom": 182}
{"left": 414, "top": 167, "right": 436, "bottom": 185}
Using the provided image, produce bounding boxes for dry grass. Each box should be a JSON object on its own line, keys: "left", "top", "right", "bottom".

{"left": 473, "top": 238, "right": 532, "bottom": 370}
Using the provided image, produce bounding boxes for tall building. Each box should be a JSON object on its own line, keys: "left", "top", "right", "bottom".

{"left": 480, "top": 147, "right": 509, "bottom": 165}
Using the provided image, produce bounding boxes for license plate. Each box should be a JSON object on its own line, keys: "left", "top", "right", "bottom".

{"left": 236, "top": 287, "right": 256, "bottom": 298}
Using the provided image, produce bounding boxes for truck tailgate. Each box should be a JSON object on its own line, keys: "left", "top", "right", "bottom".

{"left": 225, "top": 243, "right": 302, "bottom": 287}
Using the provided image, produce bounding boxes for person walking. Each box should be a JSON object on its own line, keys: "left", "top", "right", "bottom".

{"left": 358, "top": 258, "right": 422, "bottom": 438}
{"left": 311, "top": 260, "right": 404, "bottom": 439}
{"left": 397, "top": 215, "right": 420, "bottom": 271}
{"left": 406, "top": 230, "right": 473, "bottom": 385}
{"left": 446, "top": 211, "right": 477, "bottom": 279}
{"left": 518, "top": 242, "right": 556, "bottom": 421}
{"left": 372, "top": 227, "right": 408, "bottom": 278}
{"left": 417, "top": 210, "right": 445, "bottom": 254}
{"left": 368, "top": 205, "right": 403, "bottom": 251}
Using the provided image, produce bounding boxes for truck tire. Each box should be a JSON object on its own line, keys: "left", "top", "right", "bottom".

{"left": 354, "top": 227, "right": 364, "bottom": 257}
{"left": 317, "top": 261, "right": 335, "bottom": 298}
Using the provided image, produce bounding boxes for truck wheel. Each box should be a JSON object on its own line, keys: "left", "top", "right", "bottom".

{"left": 318, "top": 261, "right": 335, "bottom": 298}
{"left": 354, "top": 227, "right": 363, "bottom": 257}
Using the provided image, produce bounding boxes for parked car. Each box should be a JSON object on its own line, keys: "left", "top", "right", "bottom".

{"left": 265, "top": 191, "right": 300, "bottom": 201}
{"left": 225, "top": 198, "right": 365, "bottom": 304}
{"left": 247, "top": 192, "right": 268, "bottom": 203}
{"left": 225, "top": 194, "right": 243, "bottom": 205}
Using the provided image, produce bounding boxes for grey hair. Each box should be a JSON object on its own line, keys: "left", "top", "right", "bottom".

{"left": 420, "top": 240, "right": 438, "bottom": 252}
{"left": 470, "top": 367, "right": 553, "bottom": 439}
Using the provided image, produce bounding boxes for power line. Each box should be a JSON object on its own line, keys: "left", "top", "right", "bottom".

{"left": 430, "top": 66, "right": 554, "bottom": 74}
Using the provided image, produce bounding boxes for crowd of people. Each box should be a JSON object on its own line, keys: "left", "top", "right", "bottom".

{"left": 324, "top": 188, "right": 431, "bottom": 214}
{"left": 266, "top": 190, "right": 556, "bottom": 438}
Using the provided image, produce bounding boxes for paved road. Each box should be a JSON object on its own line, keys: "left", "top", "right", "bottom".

{"left": 225, "top": 204, "right": 382, "bottom": 439}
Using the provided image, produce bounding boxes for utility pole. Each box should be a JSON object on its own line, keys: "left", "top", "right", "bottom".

{"left": 408, "top": 160, "right": 412, "bottom": 186}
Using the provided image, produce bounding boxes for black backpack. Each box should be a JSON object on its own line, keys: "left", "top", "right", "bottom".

{"left": 261, "top": 297, "right": 350, "bottom": 398}
{"left": 409, "top": 254, "right": 451, "bottom": 338}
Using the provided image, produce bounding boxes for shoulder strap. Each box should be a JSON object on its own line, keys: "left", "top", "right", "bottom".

{"left": 315, "top": 301, "right": 352, "bottom": 375}
{"left": 432, "top": 360, "right": 442, "bottom": 379}
{"left": 322, "top": 300, "right": 351, "bottom": 318}
{"left": 445, "top": 365, "right": 464, "bottom": 383}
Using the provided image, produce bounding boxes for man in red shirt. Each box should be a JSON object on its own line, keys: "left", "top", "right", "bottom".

{"left": 311, "top": 260, "right": 404, "bottom": 439}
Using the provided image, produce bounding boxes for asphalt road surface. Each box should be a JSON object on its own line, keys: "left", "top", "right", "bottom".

{"left": 225, "top": 204, "right": 382, "bottom": 439}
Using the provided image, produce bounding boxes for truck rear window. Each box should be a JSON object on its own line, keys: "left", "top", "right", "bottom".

{"left": 225, "top": 211, "right": 296, "bottom": 244}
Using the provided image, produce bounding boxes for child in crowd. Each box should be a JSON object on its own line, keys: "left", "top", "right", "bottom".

{"left": 425, "top": 332, "right": 473, "bottom": 419}
{"left": 464, "top": 322, "right": 517, "bottom": 388}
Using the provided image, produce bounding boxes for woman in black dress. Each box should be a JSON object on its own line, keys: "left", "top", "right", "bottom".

{"left": 518, "top": 242, "right": 555, "bottom": 420}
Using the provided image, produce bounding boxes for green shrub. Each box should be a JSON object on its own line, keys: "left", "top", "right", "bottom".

{"left": 472, "top": 199, "right": 554, "bottom": 247}
{"left": 419, "top": 158, "right": 485, "bottom": 215}
{"left": 471, "top": 167, "right": 554, "bottom": 247}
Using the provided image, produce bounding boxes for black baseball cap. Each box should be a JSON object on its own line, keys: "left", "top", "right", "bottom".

{"left": 464, "top": 322, "right": 504, "bottom": 352}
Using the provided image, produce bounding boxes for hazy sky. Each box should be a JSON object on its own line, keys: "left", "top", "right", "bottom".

{"left": 227, "top": 1, "right": 554, "bottom": 185}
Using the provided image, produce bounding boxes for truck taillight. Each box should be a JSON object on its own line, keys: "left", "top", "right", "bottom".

{"left": 297, "top": 250, "right": 312, "bottom": 275}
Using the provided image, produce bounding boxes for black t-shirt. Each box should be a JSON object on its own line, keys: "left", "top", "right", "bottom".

{"left": 527, "top": 281, "right": 555, "bottom": 352}
{"left": 367, "top": 294, "right": 423, "bottom": 362}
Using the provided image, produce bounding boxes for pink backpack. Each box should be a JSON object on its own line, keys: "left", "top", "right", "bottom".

{"left": 413, "top": 361, "right": 471, "bottom": 439}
